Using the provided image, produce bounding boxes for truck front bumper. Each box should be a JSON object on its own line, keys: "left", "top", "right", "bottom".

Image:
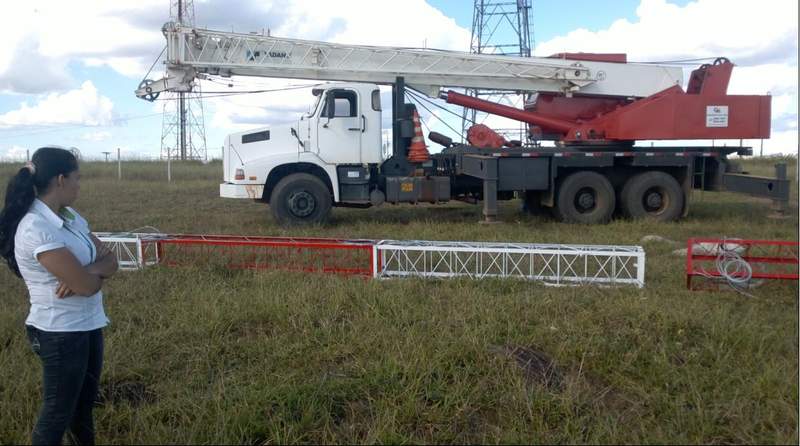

{"left": 220, "top": 183, "right": 265, "bottom": 199}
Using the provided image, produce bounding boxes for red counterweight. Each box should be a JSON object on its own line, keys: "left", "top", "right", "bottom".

{"left": 467, "top": 124, "right": 508, "bottom": 149}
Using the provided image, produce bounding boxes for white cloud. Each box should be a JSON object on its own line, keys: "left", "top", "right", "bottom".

{"left": 0, "top": 37, "right": 72, "bottom": 94}
{"left": 83, "top": 57, "right": 150, "bottom": 79}
{"left": 276, "top": 0, "right": 468, "bottom": 49}
{"left": 0, "top": 81, "right": 114, "bottom": 128}
{"left": 0, "top": 1, "right": 165, "bottom": 93}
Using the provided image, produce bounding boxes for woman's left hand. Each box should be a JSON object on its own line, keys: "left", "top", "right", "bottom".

{"left": 55, "top": 281, "right": 75, "bottom": 298}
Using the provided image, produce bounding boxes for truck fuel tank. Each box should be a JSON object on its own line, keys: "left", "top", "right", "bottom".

{"left": 386, "top": 176, "right": 450, "bottom": 204}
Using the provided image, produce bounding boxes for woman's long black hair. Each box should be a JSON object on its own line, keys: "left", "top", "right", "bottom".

{"left": 0, "top": 147, "right": 78, "bottom": 277}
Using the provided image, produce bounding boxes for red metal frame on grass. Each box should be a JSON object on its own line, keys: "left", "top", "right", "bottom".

{"left": 686, "top": 238, "right": 799, "bottom": 290}
{"left": 154, "top": 233, "right": 375, "bottom": 278}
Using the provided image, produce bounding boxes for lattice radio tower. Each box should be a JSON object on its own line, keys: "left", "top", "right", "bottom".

{"left": 161, "top": 0, "right": 207, "bottom": 161}
{"left": 460, "top": 0, "right": 533, "bottom": 143}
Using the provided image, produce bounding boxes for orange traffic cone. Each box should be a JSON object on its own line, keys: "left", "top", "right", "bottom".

{"left": 407, "top": 109, "right": 430, "bottom": 163}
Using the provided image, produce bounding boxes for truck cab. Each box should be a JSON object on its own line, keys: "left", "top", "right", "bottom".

{"left": 220, "top": 83, "right": 383, "bottom": 212}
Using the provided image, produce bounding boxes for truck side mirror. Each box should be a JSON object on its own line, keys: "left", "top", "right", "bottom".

{"left": 325, "top": 92, "right": 336, "bottom": 118}
{"left": 323, "top": 92, "right": 335, "bottom": 128}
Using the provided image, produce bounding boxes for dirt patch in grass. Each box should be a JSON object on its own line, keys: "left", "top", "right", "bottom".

{"left": 576, "top": 371, "right": 641, "bottom": 416}
{"left": 97, "top": 378, "right": 157, "bottom": 407}
{"left": 491, "top": 344, "right": 642, "bottom": 419}
{"left": 489, "top": 344, "right": 564, "bottom": 390}
{"left": 228, "top": 319, "right": 277, "bottom": 339}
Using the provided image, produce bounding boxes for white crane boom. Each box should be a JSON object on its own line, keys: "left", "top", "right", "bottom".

{"left": 136, "top": 22, "right": 683, "bottom": 100}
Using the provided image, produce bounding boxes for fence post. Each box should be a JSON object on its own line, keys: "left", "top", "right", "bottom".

{"left": 167, "top": 150, "right": 172, "bottom": 182}
{"left": 117, "top": 148, "right": 121, "bottom": 180}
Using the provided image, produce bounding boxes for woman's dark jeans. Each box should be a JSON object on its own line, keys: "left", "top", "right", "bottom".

{"left": 25, "top": 325, "right": 104, "bottom": 446}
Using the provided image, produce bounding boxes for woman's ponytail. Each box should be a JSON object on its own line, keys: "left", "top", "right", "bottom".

{"left": 0, "top": 167, "right": 37, "bottom": 277}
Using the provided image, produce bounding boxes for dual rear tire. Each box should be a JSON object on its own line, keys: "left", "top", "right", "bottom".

{"left": 553, "top": 170, "right": 683, "bottom": 224}
{"left": 554, "top": 171, "right": 616, "bottom": 224}
{"left": 619, "top": 171, "right": 684, "bottom": 222}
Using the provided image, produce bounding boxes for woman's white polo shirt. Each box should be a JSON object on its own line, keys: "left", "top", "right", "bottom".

{"left": 15, "top": 199, "right": 108, "bottom": 332}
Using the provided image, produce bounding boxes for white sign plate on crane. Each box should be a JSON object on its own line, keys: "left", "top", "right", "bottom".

{"left": 706, "top": 105, "right": 729, "bottom": 127}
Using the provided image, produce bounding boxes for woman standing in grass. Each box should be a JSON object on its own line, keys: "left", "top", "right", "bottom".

{"left": 0, "top": 147, "right": 118, "bottom": 445}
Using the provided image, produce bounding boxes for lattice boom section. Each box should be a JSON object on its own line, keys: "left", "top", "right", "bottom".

{"left": 157, "top": 235, "right": 374, "bottom": 277}
{"left": 374, "top": 241, "right": 645, "bottom": 287}
{"left": 94, "top": 232, "right": 163, "bottom": 270}
{"left": 95, "top": 233, "right": 374, "bottom": 277}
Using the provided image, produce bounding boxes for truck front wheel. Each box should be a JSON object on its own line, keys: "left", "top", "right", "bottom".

{"left": 620, "top": 171, "right": 684, "bottom": 222}
{"left": 554, "top": 171, "right": 615, "bottom": 224}
{"left": 270, "top": 173, "right": 332, "bottom": 226}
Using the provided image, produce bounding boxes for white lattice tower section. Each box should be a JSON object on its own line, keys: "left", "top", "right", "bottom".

{"left": 94, "top": 232, "right": 164, "bottom": 270}
{"left": 461, "top": 0, "right": 534, "bottom": 144}
{"left": 161, "top": 0, "right": 207, "bottom": 161}
{"left": 374, "top": 240, "right": 645, "bottom": 287}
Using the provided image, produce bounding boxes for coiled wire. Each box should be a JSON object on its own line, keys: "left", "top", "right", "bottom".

{"left": 697, "top": 239, "right": 755, "bottom": 297}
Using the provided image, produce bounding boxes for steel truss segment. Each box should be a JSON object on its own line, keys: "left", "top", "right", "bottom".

{"left": 158, "top": 24, "right": 683, "bottom": 98}
{"left": 375, "top": 240, "right": 645, "bottom": 287}
{"left": 94, "top": 232, "right": 165, "bottom": 270}
{"left": 94, "top": 232, "right": 373, "bottom": 276}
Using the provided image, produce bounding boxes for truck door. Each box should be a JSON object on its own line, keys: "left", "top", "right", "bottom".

{"left": 317, "top": 89, "right": 362, "bottom": 164}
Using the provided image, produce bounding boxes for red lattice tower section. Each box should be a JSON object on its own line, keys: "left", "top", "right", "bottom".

{"left": 153, "top": 234, "right": 375, "bottom": 277}
{"left": 686, "top": 238, "right": 799, "bottom": 290}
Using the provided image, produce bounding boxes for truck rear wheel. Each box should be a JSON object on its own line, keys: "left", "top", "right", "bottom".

{"left": 554, "top": 171, "right": 615, "bottom": 224}
{"left": 270, "top": 173, "right": 331, "bottom": 226}
{"left": 620, "top": 171, "right": 683, "bottom": 221}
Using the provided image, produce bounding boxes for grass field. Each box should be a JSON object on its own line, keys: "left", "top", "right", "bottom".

{"left": 0, "top": 158, "right": 797, "bottom": 444}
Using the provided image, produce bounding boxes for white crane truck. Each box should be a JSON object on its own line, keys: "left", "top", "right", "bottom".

{"left": 137, "top": 23, "right": 788, "bottom": 225}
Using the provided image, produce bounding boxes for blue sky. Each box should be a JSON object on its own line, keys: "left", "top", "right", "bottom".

{"left": 428, "top": 0, "right": 693, "bottom": 46}
{"left": 0, "top": 0, "right": 795, "bottom": 160}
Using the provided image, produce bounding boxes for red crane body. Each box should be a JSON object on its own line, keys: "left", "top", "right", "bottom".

{"left": 443, "top": 57, "right": 771, "bottom": 145}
